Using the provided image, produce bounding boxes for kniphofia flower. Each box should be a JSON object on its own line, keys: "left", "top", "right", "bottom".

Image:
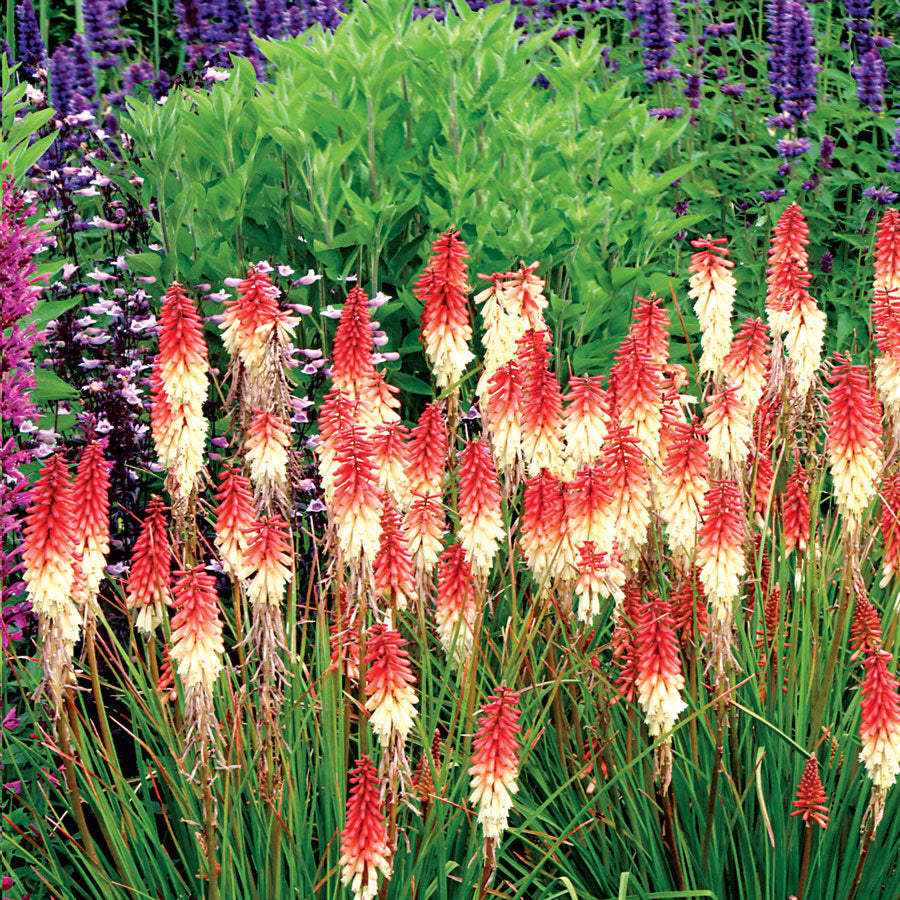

{"left": 720, "top": 317, "right": 770, "bottom": 415}
{"left": 599, "top": 424, "right": 651, "bottom": 566}
{"left": 704, "top": 384, "right": 752, "bottom": 475}
{"left": 574, "top": 541, "right": 625, "bottom": 622}
{"left": 501, "top": 261, "right": 548, "bottom": 330}
{"left": 339, "top": 757, "right": 391, "bottom": 900}
{"left": 370, "top": 422, "right": 411, "bottom": 511}
{"left": 825, "top": 355, "right": 883, "bottom": 531}
{"left": 696, "top": 479, "right": 746, "bottom": 676}
{"left": 767, "top": 204, "right": 810, "bottom": 307}
{"left": 157, "top": 281, "right": 209, "bottom": 410}
{"left": 22, "top": 454, "right": 79, "bottom": 646}
{"left": 403, "top": 491, "right": 446, "bottom": 576}
{"left": 469, "top": 687, "right": 522, "bottom": 840}
{"left": 244, "top": 515, "right": 292, "bottom": 609}
{"left": 659, "top": 418, "right": 709, "bottom": 561}
{"left": 457, "top": 439, "right": 505, "bottom": 576}
{"left": 782, "top": 461, "right": 811, "bottom": 553}
{"left": 331, "top": 285, "right": 376, "bottom": 394}
{"left": 872, "top": 288, "right": 900, "bottom": 431}
{"left": 858, "top": 651, "right": 900, "bottom": 792}
{"left": 125, "top": 496, "right": 173, "bottom": 634}
{"left": 781, "top": 271, "right": 826, "bottom": 396}
{"left": 485, "top": 360, "right": 523, "bottom": 473}
{"left": 850, "top": 589, "right": 884, "bottom": 664}
{"left": 331, "top": 424, "right": 383, "bottom": 564}
{"left": 435, "top": 543, "right": 476, "bottom": 661}
{"left": 566, "top": 465, "right": 614, "bottom": 553}
{"left": 610, "top": 334, "right": 664, "bottom": 462}
{"left": 245, "top": 409, "right": 291, "bottom": 505}
{"left": 635, "top": 593, "right": 686, "bottom": 787}
{"left": 214, "top": 468, "right": 256, "bottom": 579}
{"left": 71, "top": 440, "right": 110, "bottom": 600}
{"left": 220, "top": 265, "right": 283, "bottom": 377}
{"left": 874, "top": 208, "right": 900, "bottom": 293}
{"left": 170, "top": 565, "right": 224, "bottom": 692}
{"left": 364, "top": 624, "right": 418, "bottom": 746}
{"left": 406, "top": 402, "right": 447, "bottom": 496}
{"left": 519, "top": 469, "right": 570, "bottom": 584}
{"left": 517, "top": 329, "right": 566, "bottom": 477}
{"left": 563, "top": 375, "right": 609, "bottom": 471}
{"left": 790, "top": 756, "right": 830, "bottom": 829}
{"left": 373, "top": 498, "right": 417, "bottom": 611}
{"left": 415, "top": 230, "right": 474, "bottom": 389}
{"left": 879, "top": 472, "right": 900, "bottom": 586}
{"left": 688, "top": 236, "right": 735, "bottom": 377}
{"left": 630, "top": 294, "right": 670, "bottom": 366}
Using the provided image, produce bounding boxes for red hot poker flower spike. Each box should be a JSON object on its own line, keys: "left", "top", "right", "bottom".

{"left": 790, "top": 756, "right": 830, "bottom": 829}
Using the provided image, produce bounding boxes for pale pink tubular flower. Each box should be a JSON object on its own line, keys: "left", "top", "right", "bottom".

{"left": 469, "top": 687, "right": 522, "bottom": 841}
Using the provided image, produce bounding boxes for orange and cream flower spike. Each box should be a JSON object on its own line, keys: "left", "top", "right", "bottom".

{"left": 485, "top": 361, "right": 523, "bottom": 474}
{"left": 517, "top": 328, "right": 566, "bottom": 478}
{"left": 574, "top": 542, "right": 626, "bottom": 622}
{"left": 435, "top": 543, "right": 477, "bottom": 662}
{"left": 825, "top": 355, "right": 883, "bottom": 535}
{"left": 245, "top": 409, "right": 291, "bottom": 507}
{"left": 600, "top": 423, "right": 651, "bottom": 567}
{"left": 469, "top": 687, "right": 522, "bottom": 843}
{"left": 22, "top": 454, "right": 81, "bottom": 648}
{"left": 703, "top": 384, "right": 752, "bottom": 476}
{"left": 659, "top": 418, "right": 710, "bottom": 562}
{"left": 364, "top": 623, "right": 418, "bottom": 747}
{"left": 457, "top": 439, "right": 505, "bottom": 576}
{"left": 370, "top": 422, "right": 411, "bottom": 511}
{"left": 859, "top": 650, "right": 900, "bottom": 825}
{"left": 696, "top": 479, "right": 746, "bottom": 678}
{"left": 406, "top": 402, "right": 448, "bottom": 496}
{"left": 563, "top": 375, "right": 609, "bottom": 471}
{"left": 220, "top": 265, "right": 283, "bottom": 377}
{"left": 403, "top": 491, "right": 446, "bottom": 577}
{"left": 373, "top": 498, "right": 418, "bottom": 611}
{"left": 339, "top": 757, "right": 391, "bottom": 900}
{"left": 475, "top": 271, "right": 527, "bottom": 405}
{"left": 519, "top": 469, "right": 570, "bottom": 585}
{"left": 125, "top": 496, "right": 173, "bottom": 634}
{"left": 719, "top": 317, "right": 770, "bottom": 416}
{"left": 331, "top": 285, "right": 376, "bottom": 395}
{"left": 331, "top": 424, "right": 383, "bottom": 564}
{"left": 872, "top": 288, "right": 900, "bottom": 436}
{"left": 415, "top": 230, "right": 474, "bottom": 390}
{"left": 244, "top": 516, "right": 292, "bottom": 609}
{"left": 635, "top": 593, "right": 686, "bottom": 788}
{"left": 150, "top": 282, "right": 210, "bottom": 496}
{"left": 879, "top": 473, "right": 900, "bottom": 587}
{"left": 71, "top": 440, "right": 110, "bottom": 603}
{"left": 170, "top": 565, "right": 224, "bottom": 693}
{"left": 780, "top": 264, "right": 826, "bottom": 397}
{"left": 873, "top": 208, "right": 900, "bottom": 294}
{"left": 688, "top": 236, "right": 735, "bottom": 378}
{"left": 610, "top": 333, "right": 664, "bottom": 464}
{"left": 214, "top": 468, "right": 256, "bottom": 580}
{"left": 566, "top": 464, "right": 614, "bottom": 554}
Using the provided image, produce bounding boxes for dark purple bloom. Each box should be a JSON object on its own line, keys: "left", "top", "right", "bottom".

{"left": 776, "top": 163, "right": 792, "bottom": 177}
{"left": 781, "top": 2, "right": 819, "bottom": 122}
{"left": 887, "top": 120, "right": 900, "bottom": 173}
{"left": 532, "top": 72, "right": 551, "bottom": 89}
{"left": 819, "top": 134, "right": 835, "bottom": 168}
{"left": 673, "top": 199, "right": 690, "bottom": 217}
{"left": 819, "top": 251, "right": 834, "bottom": 273}
{"left": 49, "top": 45, "right": 76, "bottom": 117}
{"left": 683, "top": 70, "right": 702, "bottom": 108}
{"left": 703, "top": 22, "right": 736, "bottom": 40}
{"left": 213, "top": 0, "right": 250, "bottom": 39}
{"left": 69, "top": 34, "right": 98, "bottom": 108}
{"left": 843, "top": 0, "right": 873, "bottom": 55}
{"left": 233, "top": 21, "right": 266, "bottom": 79}
{"left": 83, "top": 0, "right": 133, "bottom": 69}
{"left": 601, "top": 45, "right": 619, "bottom": 73}
{"left": 553, "top": 27, "right": 578, "bottom": 41}
{"left": 759, "top": 189, "right": 787, "bottom": 202}
{"left": 14, "top": 0, "right": 47, "bottom": 81}
{"left": 851, "top": 47, "right": 886, "bottom": 112}
{"left": 721, "top": 82, "right": 746, "bottom": 96}
{"left": 649, "top": 106, "right": 684, "bottom": 119}
{"left": 175, "top": 0, "right": 215, "bottom": 67}
{"left": 250, "top": 0, "right": 287, "bottom": 37}
{"left": 776, "top": 137, "right": 812, "bottom": 158}
{"left": 863, "top": 186, "right": 899, "bottom": 205}
{"left": 121, "top": 61, "right": 171, "bottom": 100}
{"left": 767, "top": 112, "right": 796, "bottom": 129}
{"left": 637, "top": 0, "right": 682, "bottom": 84}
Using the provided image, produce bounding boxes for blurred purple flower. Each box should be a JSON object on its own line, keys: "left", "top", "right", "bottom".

{"left": 819, "top": 251, "right": 834, "bottom": 273}
{"left": 759, "top": 189, "right": 787, "bottom": 202}
{"left": 776, "top": 137, "right": 811, "bottom": 158}
{"left": 851, "top": 47, "right": 886, "bottom": 112}
{"left": 83, "top": 0, "right": 133, "bottom": 69}
{"left": 14, "top": 0, "right": 47, "bottom": 80}
{"left": 637, "top": 0, "right": 682, "bottom": 84}
{"left": 648, "top": 106, "right": 684, "bottom": 119}
{"left": 251, "top": 0, "right": 287, "bottom": 37}
{"left": 863, "top": 186, "right": 899, "bottom": 205}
